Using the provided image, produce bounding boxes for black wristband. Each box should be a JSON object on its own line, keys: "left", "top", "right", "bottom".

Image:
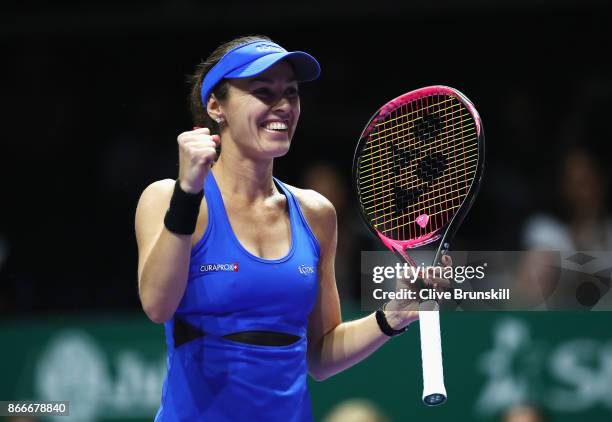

{"left": 375, "top": 309, "right": 407, "bottom": 337}
{"left": 163, "top": 180, "right": 204, "bottom": 235}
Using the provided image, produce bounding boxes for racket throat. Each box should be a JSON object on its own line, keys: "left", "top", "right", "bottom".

{"left": 375, "top": 230, "right": 442, "bottom": 265}
{"left": 375, "top": 231, "right": 418, "bottom": 267}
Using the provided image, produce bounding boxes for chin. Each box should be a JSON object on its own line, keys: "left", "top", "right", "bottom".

{"left": 266, "top": 142, "right": 292, "bottom": 159}
{"left": 272, "top": 148, "right": 291, "bottom": 158}
{"left": 257, "top": 134, "right": 293, "bottom": 158}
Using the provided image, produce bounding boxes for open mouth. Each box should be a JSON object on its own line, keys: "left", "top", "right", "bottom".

{"left": 261, "top": 120, "right": 289, "bottom": 133}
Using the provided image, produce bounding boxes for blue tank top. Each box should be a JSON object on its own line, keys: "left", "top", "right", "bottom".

{"left": 155, "top": 171, "right": 320, "bottom": 422}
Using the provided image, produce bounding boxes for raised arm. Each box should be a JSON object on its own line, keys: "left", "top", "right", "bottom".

{"left": 135, "top": 127, "right": 219, "bottom": 323}
{"left": 135, "top": 180, "right": 195, "bottom": 323}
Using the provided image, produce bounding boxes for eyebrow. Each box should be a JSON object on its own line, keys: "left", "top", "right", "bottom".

{"left": 249, "top": 77, "right": 298, "bottom": 84}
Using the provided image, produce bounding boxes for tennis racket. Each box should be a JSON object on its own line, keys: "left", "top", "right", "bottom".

{"left": 352, "top": 85, "right": 485, "bottom": 406}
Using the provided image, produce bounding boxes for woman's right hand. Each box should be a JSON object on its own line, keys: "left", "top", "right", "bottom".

{"left": 176, "top": 127, "right": 220, "bottom": 193}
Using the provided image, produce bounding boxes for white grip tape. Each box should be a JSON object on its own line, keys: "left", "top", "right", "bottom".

{"left": 419, "top": 300, "right": 447, "bottom": 405}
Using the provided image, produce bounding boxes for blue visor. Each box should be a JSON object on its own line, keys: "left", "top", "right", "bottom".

{"left": 200, "top": 40, "right": 321, "bottom": 106}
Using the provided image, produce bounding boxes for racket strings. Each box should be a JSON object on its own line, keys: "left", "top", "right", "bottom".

{"left": 360, "top": 126, "right": 476, "bottom": 204}
{"left": 369, "top": 187, "right": 470, "bottom": 226}
{"left": 359, "top": 109, "right": 469, "bottom": 166}
{"left": 358, "top": 123, "right": 476, "bottom": 163}
{"left": 360, "top": 141, "right": 475, "bottom": 197}
{"left": 372, "top": 97, "right": 459, "bottom": 132}
{"left": 358, "top": 139, "right": 478, "bottom": 205}
{"left": 360, "top": 101, "right": 473, "bottom": 163}
{"left": 383, "top": 203, "right": 463, "bottom": 234}
{"left": 364, "top": 179, "right": 473, "bottom": 228}
{"left": 368, "top": 101, "right": 465, "bottom": 141}
{"left": 357, "top": 94, "right": 479, "bottom": 240}
{"left": 359, "top": 158, "right": 478, "bottom": 206}
{"left": 358, "top": 149, "right": 478, "bottom": 192}
{"left": 396, "top": 95, "right": 468, "bottom": 237}
{"left": 359, "top": 107, "right": 476, "bottom": 181}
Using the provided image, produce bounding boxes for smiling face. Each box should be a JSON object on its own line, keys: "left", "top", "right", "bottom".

{"left": 212, "top": 60, "right": 300, "bottom": 161}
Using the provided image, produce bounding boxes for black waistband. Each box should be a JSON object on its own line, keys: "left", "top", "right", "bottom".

{"left": 173, "top": 319, "right": 300, "bottom": 347}
{"left": 223, "top": 331, "right": 300, "bottom": 346}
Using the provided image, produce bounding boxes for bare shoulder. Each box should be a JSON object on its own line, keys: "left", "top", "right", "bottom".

{"left": 135, "top": 179, "right": 209, "bottom": 251}
{"left": 135, "top": 179, "right": 175, "bottom": 238}
{"left": 135, "top": 179, "right": 176, "bottom": 223}
{"left": 139, "top": 179, "right": 175, "bottom": 201}
{"left": 283, "top": 184, "right": 337, "bottom": 246}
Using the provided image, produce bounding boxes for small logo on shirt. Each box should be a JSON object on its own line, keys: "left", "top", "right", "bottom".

{"left": 298, "top": 265, "right": 315, "bottom": 275}
{"left": 200, "top": 262, "right": 239, "bottom": 273}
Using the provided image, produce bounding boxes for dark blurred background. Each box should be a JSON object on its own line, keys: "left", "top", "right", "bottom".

{"left": 1, "top": 1, "right": 611, "bottom": 421}
{"left": 2, "top": 0, "right": 611, "bottom": 315}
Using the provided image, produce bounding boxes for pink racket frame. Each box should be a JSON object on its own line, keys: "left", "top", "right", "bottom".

{"left": 356, "top": 85, "right": 484, "bottom": 262}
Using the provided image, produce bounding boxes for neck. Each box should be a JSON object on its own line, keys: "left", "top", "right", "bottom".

{"left": 212, "top": 145, "right": 277, "bottom": 202}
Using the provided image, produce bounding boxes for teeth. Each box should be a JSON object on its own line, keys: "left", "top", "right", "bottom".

{"left": 264, "top": 121, "right": 288, "bottom": 130}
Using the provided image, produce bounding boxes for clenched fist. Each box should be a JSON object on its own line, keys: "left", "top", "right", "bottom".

{"left": 176, "top": 127, "right": 220, "bottom": 193}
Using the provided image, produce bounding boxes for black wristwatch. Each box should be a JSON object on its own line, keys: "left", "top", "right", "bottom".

{"left": 375, "top": 309, "right": 408, "bottom": 337}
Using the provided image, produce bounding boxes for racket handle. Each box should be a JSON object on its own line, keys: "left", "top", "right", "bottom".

{"left": 419, "top": 300, "right": 447, "bottom": 406}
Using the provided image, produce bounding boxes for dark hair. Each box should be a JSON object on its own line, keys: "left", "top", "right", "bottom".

{"left": 187, "top": 35, "right": 273, "bottom": 130}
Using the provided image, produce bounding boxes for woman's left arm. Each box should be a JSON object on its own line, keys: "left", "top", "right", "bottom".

{"left": 304, "top": 192, "right": 418, "bottom": 381}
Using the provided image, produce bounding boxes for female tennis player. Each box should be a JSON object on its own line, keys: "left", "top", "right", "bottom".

{"left": 135, "top": 35, "right": 451, "bottom": 421}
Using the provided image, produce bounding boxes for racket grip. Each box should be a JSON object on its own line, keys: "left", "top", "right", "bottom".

{"left": 419, "top": 300, "right": 447, "bottom": 406}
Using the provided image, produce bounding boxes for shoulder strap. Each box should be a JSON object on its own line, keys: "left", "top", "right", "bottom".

{"left": 274, "top": 178, "right": 321, "bottom": 255}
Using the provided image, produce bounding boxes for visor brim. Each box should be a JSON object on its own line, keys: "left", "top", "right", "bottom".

{"left": 225, "top": 51, "right": 321, "bottom": 82}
